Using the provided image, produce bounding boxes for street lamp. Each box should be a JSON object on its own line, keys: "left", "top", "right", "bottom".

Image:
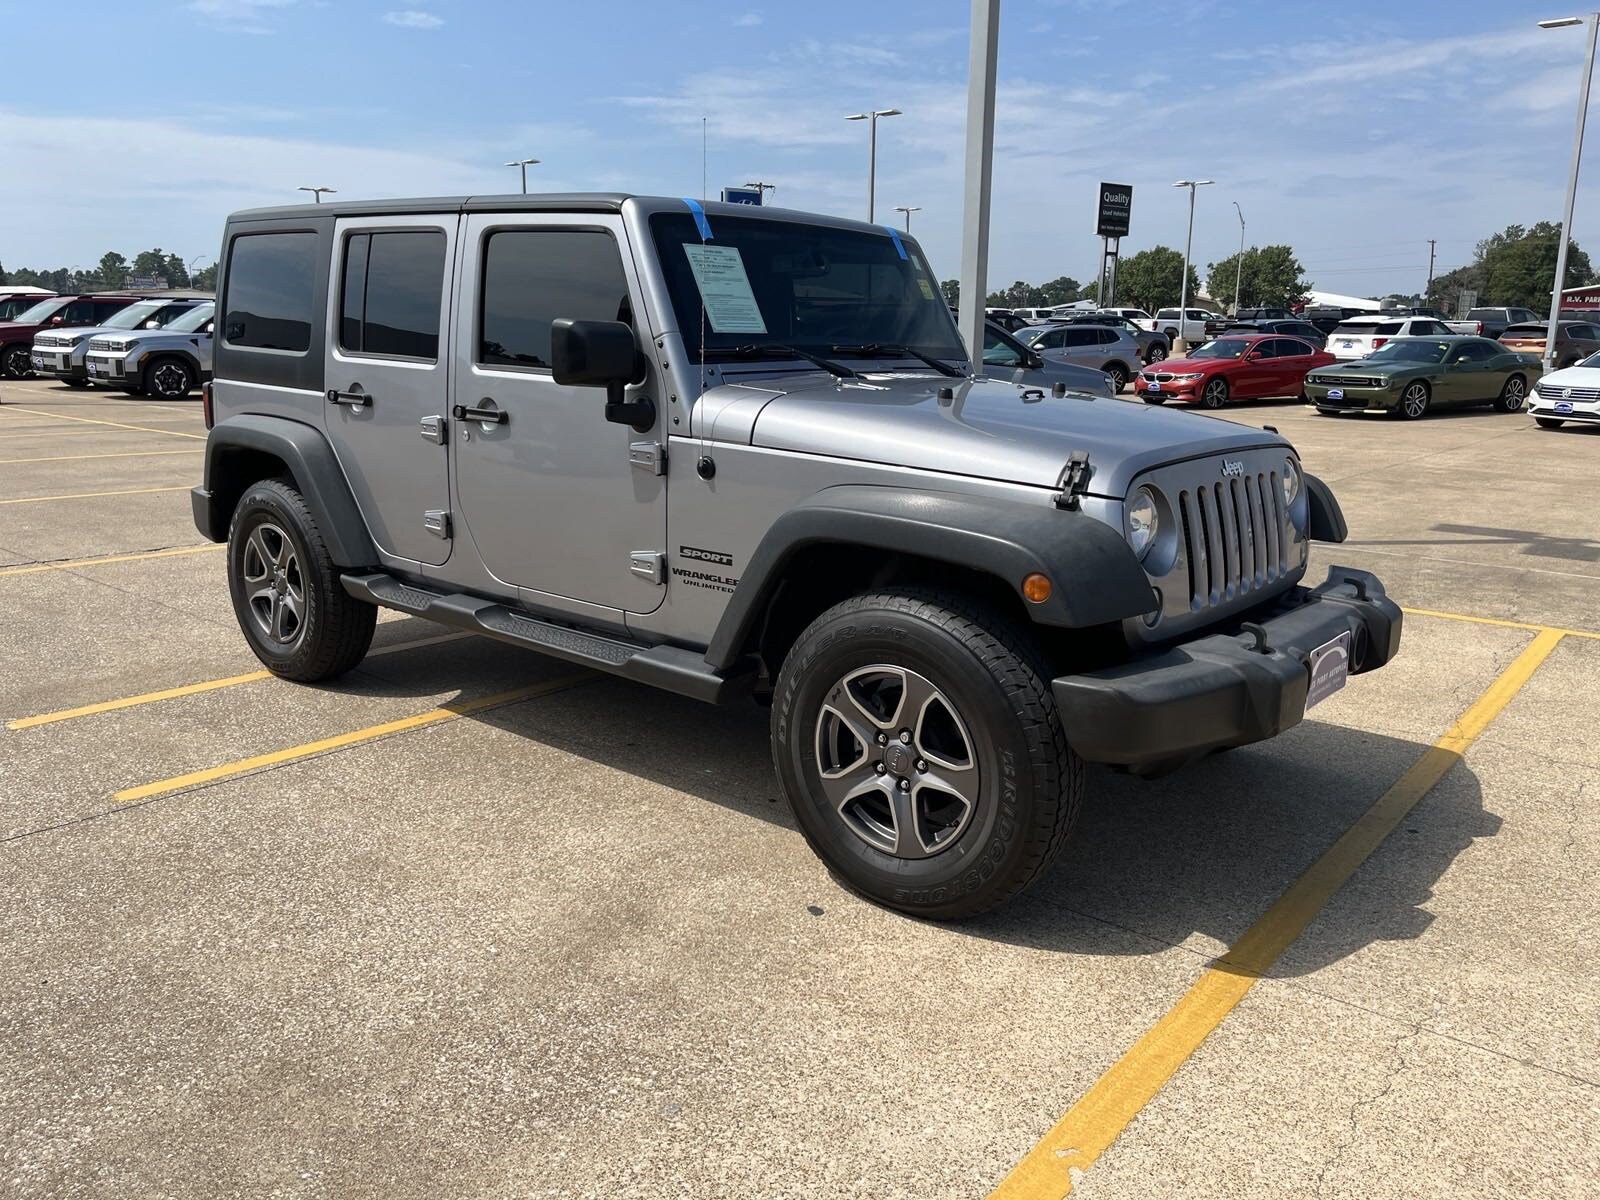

{"left": 297, "top": 186, "right": 336, "bottom": 203}
{"left": 1539, "top": 14, "right": 1599, "bottom": 370}
{"left": 1232, "top": 201, "right": 1246, "bottom": 316}
{"left": 1172, "top": 180, "right": 1213, "bottom": 349}
{"left": 504, "top": 157, "right": 540, "bottom": 194}
{"left": 186, "top": 253, "right": 210, "bottom": 288}
{"left": 845, "top": 108, "right": 902, "bottom": 222}
{"left": 895, "top": 205, "right": 921, "bottom": 231}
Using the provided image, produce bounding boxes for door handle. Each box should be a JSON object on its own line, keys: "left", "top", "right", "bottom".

{"left": 327, "top": 388, "right": 370, "bottom": 407}
{"left": 453, "top": 402, "right": 507, "bottom": 425}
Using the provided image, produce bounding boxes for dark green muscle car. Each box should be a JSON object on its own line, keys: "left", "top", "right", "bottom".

{"left": 1303, "top": 336, "right": 1542, "bottom": 420}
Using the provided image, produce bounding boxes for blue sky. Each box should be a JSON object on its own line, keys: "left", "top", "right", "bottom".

{"left": 1, "top": 0, "right": 1595, "bottom": 300}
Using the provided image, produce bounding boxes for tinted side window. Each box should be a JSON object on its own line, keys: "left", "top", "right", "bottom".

{"left": 339, "top": 230, "right": 446, "bottom": 360}
{"left": 59, "top": 301, "right": 97, "bottom": 325}
{"left": 1096, "top": 327, "right": 1117, "bottom": 345}
{"left": 1062, "top": 328, "right": 1095, "bottom": 347}
{"left": 93, "top": 301, "right": 129, "bottom": 322}
{"left": 1277, "top": 338, "right": 1309, "bottom": 357}
{"left": 479, "top": 230, "right": 628, "bottom": 370}
{"left": 224, "top": 231, "right": 317, "bottom": 353}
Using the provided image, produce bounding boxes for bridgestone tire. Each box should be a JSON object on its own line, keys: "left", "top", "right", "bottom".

{"left": 771, "top": 588, "right": 1082, "bottom": 920}
{"left": 226, "top": 479, "right": 375, "bottom": 681}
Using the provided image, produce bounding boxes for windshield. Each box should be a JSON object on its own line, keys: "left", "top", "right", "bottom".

{"left": 14, "top": 297, "right": 68, "bottom": 324}
{"left": 166, "top": 303, "right": 215, "bottom": 333}
{"left": 1188, "top": 338, "right": 1253, "bottom": 360}
{"left": 649, "top": 212, "right": 963, "bottom": 362}
{"left": 103, "top": 300, "right": 173, "bottom": 330}
{"left": 1016, "top": 326, "right": 1052, "bottom": 345}
{"left": 1367, "top": 339, "right": 1448, "bottom": 364}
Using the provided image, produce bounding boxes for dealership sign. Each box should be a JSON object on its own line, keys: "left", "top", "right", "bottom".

{"left": 1096, "top": 182, "right": 1133, "bottom": 238}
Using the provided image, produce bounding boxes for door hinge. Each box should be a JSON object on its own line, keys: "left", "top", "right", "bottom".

{"left": 629, "top": 441, "right": 667, "bottom": 476}
{"left": 1053, "top": 450, "right": 1093, "bottom": 511}
{"left": 629, "top": 550, "right": 665, "bottom": 584}
{"left": 424, "top": 510, "right": 452, "bottom": 539}
{"left": 419, "top": 414, "right": 446, "bottom": 444}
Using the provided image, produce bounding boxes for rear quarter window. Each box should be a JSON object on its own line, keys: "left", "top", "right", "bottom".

{"left": 223, "top": 231, "right": 318, "bottom": 353}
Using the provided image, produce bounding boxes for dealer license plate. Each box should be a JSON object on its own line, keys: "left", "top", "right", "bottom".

{"left": 89, "top": 361, "right": 108, "bottom": 376}
{"left": 1326, "top": 388, "right": 1344, "bottom": 400}
{"left": 1306, "top": 631, "right": 1352, "bottom": 709}
{"left": 1338, "top": 339, "right": 1355, "bottom": 348}
{"left": 1147, "top": 381, "right": 1161, "bottom": 392}
{"left": 1555, "top": 401, "right": 1574, "bottom": 414}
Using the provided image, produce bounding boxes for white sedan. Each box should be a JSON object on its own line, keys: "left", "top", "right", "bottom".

{"left": 1528, "top": 355, "right": 1600, "bottom": 429}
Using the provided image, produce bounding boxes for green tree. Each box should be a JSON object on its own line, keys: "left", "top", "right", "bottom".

{"left": 1426, "top": 262, "right": 1485, "bottom": 314}
{"left": 0, "top": 261, "right": 6, "bottom": 285}
{"left": 940, "top": 278, "right": 960, "bottom": 307}
{"left": 1205, "top": 244, "right": 1310, "bottom": 311}
{"left": 1036, "top": 275, "right": 1081, "bottom": 306}
{"left": 193, "top": 263, "right": 218, "bottom": 291}
{"left": 163, "top": 253, "right": 192, "bottom": 287}
{"left": 1115, "top": 246, "right": 1198, "bottom": 315}
{"left": 132, "top": 248, "right": 169, "bottom": 280}
{"left": 1478, "top": 221, "right": 1593, "bottom": 311}
{"left": 97, "top": 252, "right": 130, "bottom": 289}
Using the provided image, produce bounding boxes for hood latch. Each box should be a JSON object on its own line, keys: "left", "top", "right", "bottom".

{"left": 1053, "top": 450, "right": 1093, "bottom": 511}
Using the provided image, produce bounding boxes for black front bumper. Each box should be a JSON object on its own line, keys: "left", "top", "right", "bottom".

{"left": 1052, "top": 566, "right": 1401, "bottom": 774}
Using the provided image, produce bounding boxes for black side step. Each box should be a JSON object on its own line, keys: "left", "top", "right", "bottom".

{"left": 341, "top": 572, "right": 748, "bottom": 704}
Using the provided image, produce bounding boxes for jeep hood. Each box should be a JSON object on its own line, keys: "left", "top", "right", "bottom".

{"left": 693, "top": 370, "right": 1289, "bottom": 497}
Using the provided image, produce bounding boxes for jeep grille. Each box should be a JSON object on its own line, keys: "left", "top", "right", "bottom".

{"left": 1177, "top": 472, "right": 1290, "bottom": 610}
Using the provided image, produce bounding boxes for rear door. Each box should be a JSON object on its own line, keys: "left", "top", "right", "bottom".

{"left": 450, "top": 213, "right": 665, "bottom": 615}
{"left": 1272, "top": 337, "right": 1317, "bottom": 394}
{"left": 324, "top": 215, "right": 457, "bottom": 566}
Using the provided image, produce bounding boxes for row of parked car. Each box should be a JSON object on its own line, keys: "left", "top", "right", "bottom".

{"left": 0, "top": 288, "right": 215, "bottom": 397}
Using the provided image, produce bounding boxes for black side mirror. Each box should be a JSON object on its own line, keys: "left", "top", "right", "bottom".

{"left": 1027, "top": 352, "right": 1045, "bottom": 369}
{"left": 550, "top": 318, "right": 654, "bottom": 431}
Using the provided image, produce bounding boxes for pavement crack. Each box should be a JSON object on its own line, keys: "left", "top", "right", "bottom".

{"left": 1314, "top": 1018, "right": 1426, "bottom": 1196}
{"left": 1, "top": 542, "right": 205, "bottom": 570}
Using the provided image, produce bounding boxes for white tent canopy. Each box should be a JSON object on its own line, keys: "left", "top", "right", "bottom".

{"left": 1304, "top": 290, "right": 1383, "bottom": 311}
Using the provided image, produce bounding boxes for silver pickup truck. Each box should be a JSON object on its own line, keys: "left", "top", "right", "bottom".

{"left": 192, "top": 194, "right": 1402, "bottom": 919}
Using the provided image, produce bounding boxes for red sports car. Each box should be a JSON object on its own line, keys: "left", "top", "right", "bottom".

{"left": 1134, "top": 333, "right": 1335, "bottom": 409}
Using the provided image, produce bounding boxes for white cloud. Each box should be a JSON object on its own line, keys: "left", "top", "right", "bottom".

{"left": 186, "top": 0, "right": 296, "bottom": 34}
{"left": 733, "top": 12, "right": 762, "bottom": 27}
{"left": 383, "top": 9, "right": 444, "bottom": 29}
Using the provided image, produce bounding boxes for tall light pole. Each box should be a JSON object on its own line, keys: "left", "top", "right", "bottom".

{"left": 504, "top": 157, "right": 540, "bottom": 195}
{"left": 957, "top": 1, "right": 999, "bottom": 371}
{"left": 895, "top": 205, "right": 921, "bottom": 231}
{"left": 1172, "top": 179, "right": 1213, "bottom": 349}
{"left": 845, "top": 108, "right": 902, "bottom": 222}
{"left": 297, "top": 186, "right": 336, "bottom": 203}
{"left": 1232, "top": 201, "right": 1246, "bottom": 316}
{"left": 1539, "top": 14, "right": 1599, "bottom": 370}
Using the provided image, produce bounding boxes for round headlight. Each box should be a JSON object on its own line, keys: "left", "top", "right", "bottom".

{"left": 1282, "top": 458, "right": 1301, "bottom": 507}
{"left": 1127, "top": 486, "right": 1159, "bottom": 559}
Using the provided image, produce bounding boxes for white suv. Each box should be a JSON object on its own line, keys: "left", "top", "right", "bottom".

{"left": 1327, "top": 315, "right": 1453, "bottom": 360}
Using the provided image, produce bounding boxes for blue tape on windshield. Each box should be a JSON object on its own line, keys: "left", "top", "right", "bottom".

{"left": 683, "top": 197, "right": 713, "bottom": 241}
{"left": 882, "top": 224, "right": 908, "bottom": 259}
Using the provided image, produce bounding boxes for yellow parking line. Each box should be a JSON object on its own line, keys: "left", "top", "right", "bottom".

{"left": 0, "top": 485, "right": 190, "bottom": 506}
{"left": 986, "top": 627, "right": 1566, "bottom": 1200}
{"left": 1403, "top": 604, "right": 1600, "bottom": 642}
{"left": 0, "top": 543, "right": 224, "bottom": 578}
{"left": 0, "top": 405, "right": 207, "bottom": 440}
{"left": 8, "top": 630, "right": 473, "bottom": 729}
{"left": 113, "top": 672, "right": 590, "bottom": 803}
{"left": 0, "top": 448, "right": 203, "bottom": 465}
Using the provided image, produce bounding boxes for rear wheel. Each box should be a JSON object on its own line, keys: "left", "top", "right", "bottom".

{"left": 1, "top": 344, "right": 30, "bottom": 379}
{"left": 226, "top": 479, "right": 376, "bottom": 681}
{"left": 771, "top": 589, "right": 1081, "bottom": 920}
{"left": 1144, "top": 343, "right": 1168, "bottom": 365}
{"left": 1535, "top": 417, "right": 1565, "bottom": 430}
{"left": 1495, "top": 374, "right": 1528, "bottom": 413}
{"left": 1199, "top": 376, "right": 1230, "bottom": 409}
{"left": 1104, "top": 362, "right": 1129, "bottom": 393}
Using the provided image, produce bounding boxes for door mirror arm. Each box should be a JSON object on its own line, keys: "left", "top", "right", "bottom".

{"left": 550, "top": 318, "right": 656, "bottom": 433}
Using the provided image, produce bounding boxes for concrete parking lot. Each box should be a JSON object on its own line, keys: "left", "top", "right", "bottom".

{"left": 1, "top": 379, "right": 1596, "bottom": 1199}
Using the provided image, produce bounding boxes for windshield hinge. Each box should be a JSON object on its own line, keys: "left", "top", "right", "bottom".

{"left": 630, "top": 441, "right": 667, "bottom": 476}
{"left": 1053, "top": 450, "right": 1093, "bottom": 511}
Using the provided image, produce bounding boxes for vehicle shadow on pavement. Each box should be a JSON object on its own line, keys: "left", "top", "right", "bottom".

{"left": 449, "top": 668, "right": 1495, "bottom": 979}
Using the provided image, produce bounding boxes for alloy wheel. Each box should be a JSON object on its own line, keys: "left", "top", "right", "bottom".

{"left": 1501, "top": 377, "right": 1527, "bottom": 412}
{"left": 151, "top": 361, "right": 190, "bottom": 398}
{"left": 1202, "top": 378, "right": 1228, "bottom": 408}
{"left": 814, "top": 665, "right": 979, "bottom": 860}
{"left": 1146, "top": 344, "right": 1168, "bottom": 364}
{"left": 241, "top": 522, "right": 306, "bottom": 647}
{"left": 2, "top": 346, "right": 29, "bottom": 378}
{"left": 1401, "top": 383, "right": 1429, "bottom": 419}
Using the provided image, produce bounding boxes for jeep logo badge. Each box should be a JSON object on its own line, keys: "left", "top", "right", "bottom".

{"left": 1221, "top": 459, "right": 1245, "bottom": 478}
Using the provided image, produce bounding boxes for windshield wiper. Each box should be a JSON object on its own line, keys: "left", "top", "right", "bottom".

{"left": 710, "top": 343, "right": 858, "bottom": 378}
{"left": 830, "top": 343, "right": 964, "bottom": 378}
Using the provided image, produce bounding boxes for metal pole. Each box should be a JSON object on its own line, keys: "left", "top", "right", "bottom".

{"left": 957, "top": 0, "right": 1000, "bottom": 373}
{"left": 1233, "top": 201, "right": 1245, "bottom": 316}
{"left": 1546, "top": 14, "right": 1598, "bottom": 370}
{"left": 1107, "top": 237, "right": 1119, "bottom": 306}
{"left": 1426, "top": 238, "right": 1437, "bottom": 297}
{"left": 519, "top": 162, "right": 527, "bottom": 194}
{"left": 1178, "top": 185, "right": 1196, "bottom": 349}
{"left": 867, "top": 114, "right": 877, "bottom": 223}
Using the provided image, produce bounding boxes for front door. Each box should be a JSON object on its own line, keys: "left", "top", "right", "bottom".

{"left": 451, "top": 214, "right": 666, "bottom": 615}
{"left": 1443, "top": 340, "right": 1500, "bottom": 404}
{"left": 324, "top": 215, "right": 457, "bottom": 566}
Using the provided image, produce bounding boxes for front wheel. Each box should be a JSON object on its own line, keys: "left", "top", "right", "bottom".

{"left": 226, "top": 479, "right": 376, "bottom": 681}
{"left": 1199, "top": 377, "right": 1230, "bottom": 409}
{"left": 1, "top": 344, "right": 31, "bottom": 379}
{"left": 62, "top": 377, "right": 90, "bottom": 389}
{"left": 1393, "top": 380, "right": 1431, "bottom": 419}
{"left": 1495, "top": 375, "right": 1527, "bottom": 413}
{"left": 147, "top": 357, "right": 195, "bottom": 399}
{"left": 1535, "top": 417, "right": 1565, "bottom": 430}
{"left": 771, "top": 589, "right": 1082, "bottom": 920}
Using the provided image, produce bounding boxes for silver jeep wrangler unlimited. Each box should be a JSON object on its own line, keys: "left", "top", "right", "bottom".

{"left": 193, "top": 194, "right": 1401, "bottom": 919}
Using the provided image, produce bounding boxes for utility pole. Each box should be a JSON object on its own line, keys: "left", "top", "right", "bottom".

{"left": 1426, "top": 238, "right": 1437, "bottom": 298}
{"left": 744, "top": 181, "right": 777, "bottom": 202}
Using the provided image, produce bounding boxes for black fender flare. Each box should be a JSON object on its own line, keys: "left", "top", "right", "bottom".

{"left": 192, "top": 413, "right": 377, "bottom": 567}
{"left": 704, "top": 485, "right": 1157, "bottom": 671}
{"left": 1305, "top": 472, "right": 1347, "bottom": 543}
